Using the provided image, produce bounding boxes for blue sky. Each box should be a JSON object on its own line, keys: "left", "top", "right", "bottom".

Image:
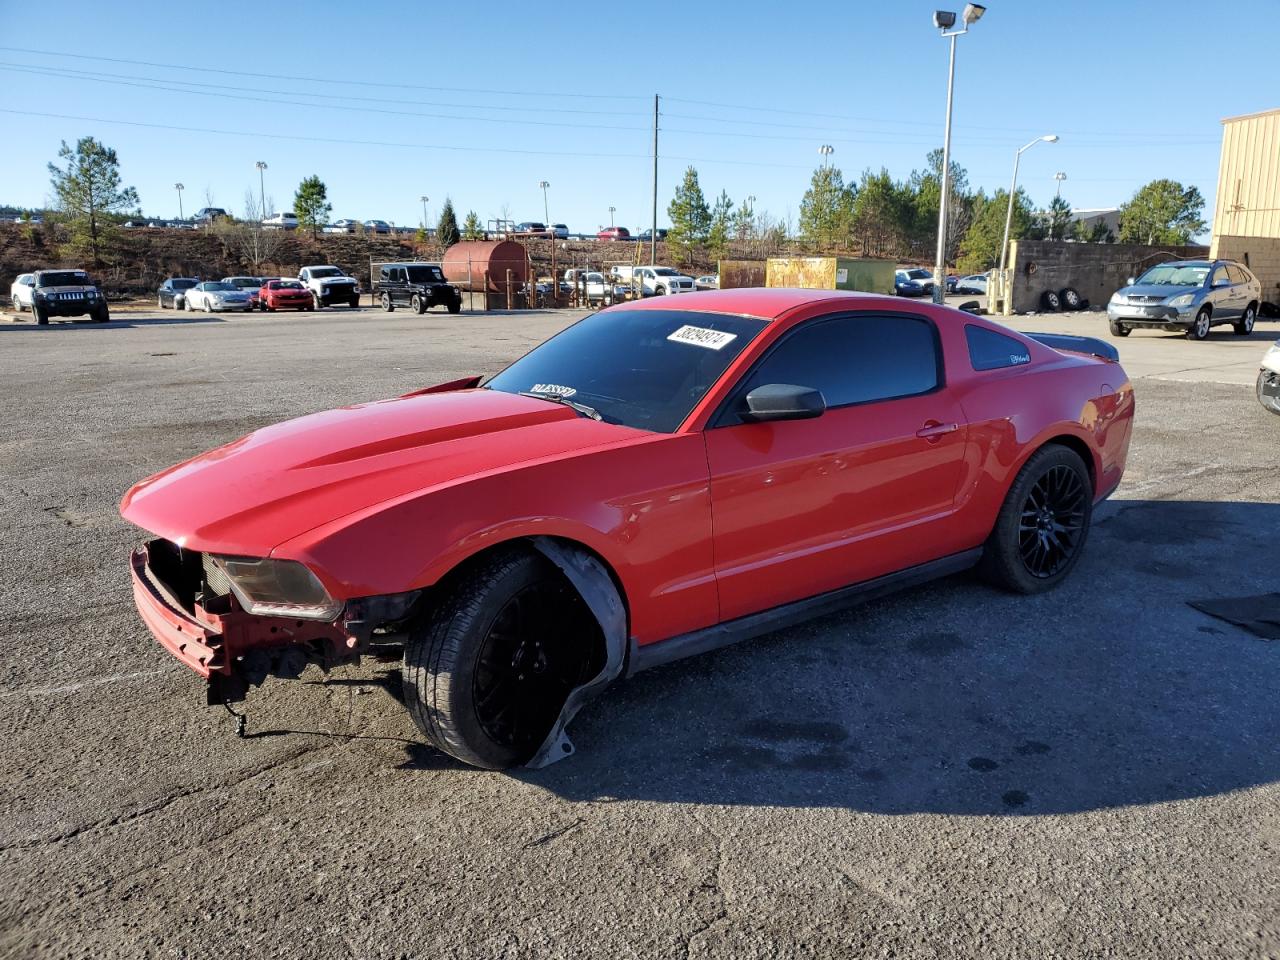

{"left": 1, "top": 0, "right": 1274, "bottom": 236}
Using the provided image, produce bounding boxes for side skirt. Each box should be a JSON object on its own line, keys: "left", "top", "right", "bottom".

{"left": 626, "top": 548, "right": 983, "bottom": 676}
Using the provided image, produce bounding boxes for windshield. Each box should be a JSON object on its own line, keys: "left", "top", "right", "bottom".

{"left": 906, "top": 269, "right": 932, "bottom": 280}
{"left": 1136, "top": 264, "right": 1209, "bottom": 286}
{"left": 485, "top": 308, "right": 766, "bottom": 433}
{"left": 206, "top": 282, "right": 237, "bottom": 292}
{"left": 225, "top": 278, "right": 259, "bottom": 287}
{"left": 652, "top": 268, "right": 681, "bottom": 277}
{"left": 269, "top": 280, "right": 304, "bottom": 290}
{"left": 172, "top": 279, "right": 198, "bottom": 290}
{"left": 38, "top": 271, "right": 88, "bottom": 286}
{"left": 309, "top": 267, "right": 343, "bottom": 278}
{"left": 405, "top": 265, "right": 445, "bottom": 283}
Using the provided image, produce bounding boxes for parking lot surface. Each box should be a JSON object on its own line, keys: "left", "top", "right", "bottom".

{"left": 2, "top": 306, "right": 1277, "bottom": 959}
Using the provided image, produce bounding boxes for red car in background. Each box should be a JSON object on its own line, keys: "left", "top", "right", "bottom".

{"left": 597, "top": 226, "right": 631, "bottom": 241}
{"left": 121, "top": 290, "right": 1133, "bottom": 770}
{"left": 257, "top": 279, "right": 315, "bottom": 312}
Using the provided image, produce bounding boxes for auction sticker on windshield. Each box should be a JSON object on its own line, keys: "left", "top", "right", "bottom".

{"left": 667, "top": 325, "right": 738, "bottom": 350}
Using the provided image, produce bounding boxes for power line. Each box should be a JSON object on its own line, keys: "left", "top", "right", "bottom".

{"left": 0, "top": 64, "right": 648, "bottom": 133}
{"left": 0, "top": 46, "right": 647, "bottom": 101}
{"left": 0, "top": 108, "right": 812, "bottom": 169}
{"left": 0, "top": 59, "right": 636, "bottom": 118}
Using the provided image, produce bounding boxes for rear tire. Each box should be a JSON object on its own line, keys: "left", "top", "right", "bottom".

{"left": 1188, "top": 307, "right": 1211, "bottom": 340}
{"left": 158, "top": 295, "right": 165, "bottom": 309}
{"left": 978, "top": 444, "right": 1093, "bottom": 595}
{"left": 1234, "top": 304, "right": 1256, "bottom": 335}
{"left": 402, "top": 548, "right": 600, "bottom": 769}
{"left": 381, "top": 292, "right": 394, "bottom": 312}
{"left": 1108, "top": 320, "right": 1130, "bottom": 337}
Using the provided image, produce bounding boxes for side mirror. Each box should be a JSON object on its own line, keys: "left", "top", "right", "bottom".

{"left": 742, "top": 384, "right": 826, "bottom": 423}
{"left": 1126, "top": 276, "right": 1136, "bottom": 286}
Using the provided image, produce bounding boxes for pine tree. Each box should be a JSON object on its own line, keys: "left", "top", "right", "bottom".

{"left": 293, "top": 175, "right": 332, "bottom": 238}
{"left": 732, "top": 196, "right": 756, "bottom": 240}
{"left": 462, "top": 210, "right": 483, "bottom": 240}
{"left": 667, "top": 166, "right": 710, "bottom": 263}
{"left": 799, "top": 165, "right": 856, "bottom": 249}
{"left": 707, "top": 190, "right": 734, "bottom": 259}
{"left": 437, "top": 197, "right": 461, "bottom": 249}
{"left": 47, "top": 136, "right": 140, "bottom": 264}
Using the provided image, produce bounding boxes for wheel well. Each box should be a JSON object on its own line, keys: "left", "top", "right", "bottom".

{"left": 430, "top": 536, "right": 631, "bottom": 636}
{"left": 1040, "top": 435, "right": 1097, "bottom": 493}
{"left": 1198, "top": 303, "right": 1212, "bottom": 316}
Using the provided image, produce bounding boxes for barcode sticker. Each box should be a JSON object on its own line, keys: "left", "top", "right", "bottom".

{"left": 667, "top": 325, "right": 737, "bottom": 350}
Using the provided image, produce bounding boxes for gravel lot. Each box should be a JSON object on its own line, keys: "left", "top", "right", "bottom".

{"left": 2, "top": 304, "right": 1277, "bottom": 959}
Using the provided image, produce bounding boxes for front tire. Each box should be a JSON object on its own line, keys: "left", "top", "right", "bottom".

{"left": 979, "top": 444, "right": 1093, "bottom": 595}
{"left": 1234, "top": 304, "right": 1256, "bottom": 336}
{"left": 402, "top": 549, "right": 600, "bottom": 769}
{"left": 1188, "top": 307, "right": 1211, "bottom": 340}
{"left": 34, "top": 302, "right": 49, "bottom": 325}
{"left": 447, "top": 299, "right": 461, "bottom": 314}
{"left": 411, "top": 294, "right": 425, "bottom": 314}
{"left": 1108, "top": 320, "right": 1130, "bottom": 337}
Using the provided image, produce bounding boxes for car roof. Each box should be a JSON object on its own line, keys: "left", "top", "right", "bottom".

{"left": 616, "top": 288, "right": 910, "bottom": 321}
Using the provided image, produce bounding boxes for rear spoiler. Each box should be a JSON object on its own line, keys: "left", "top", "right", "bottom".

{"left": 1021, "top": 331, "right": 1119, "bottom": 362}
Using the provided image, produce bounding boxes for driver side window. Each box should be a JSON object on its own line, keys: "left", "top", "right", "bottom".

{"left": 1211, "top": 266, "right": 1230, "bottom": 287}
{"left": 730, "top": 313, "right": 941, "bottom": 419}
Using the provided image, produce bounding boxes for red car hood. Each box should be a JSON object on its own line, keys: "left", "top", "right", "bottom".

{"left": 120, "top": 389, "right": 643, "bottom": 554}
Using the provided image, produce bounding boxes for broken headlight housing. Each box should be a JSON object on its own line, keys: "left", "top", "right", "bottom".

{"left": 208, "top": 555, "right": 342, "bottom": 621}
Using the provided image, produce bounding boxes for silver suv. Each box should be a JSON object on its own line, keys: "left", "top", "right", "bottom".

{"left": 1107, "top": 259, "right": 1261, "bottom": 340}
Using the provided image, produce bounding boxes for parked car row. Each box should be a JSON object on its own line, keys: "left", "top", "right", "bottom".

{"left": 157, "top": 266, "right": 363, "bottom": 312}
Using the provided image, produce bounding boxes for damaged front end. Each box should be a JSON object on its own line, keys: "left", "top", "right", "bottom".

{"left": 131, "top": 538, "right": 419, "bottom": 704}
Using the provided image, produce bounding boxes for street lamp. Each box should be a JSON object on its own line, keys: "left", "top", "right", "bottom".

{"left": 818, "top": 144, "right": 834, "bottom": 167}
{"left": 538, "top": 181, "right": 550, "bottom": 224}
{"left": 420, "top": 195, "right": 429, "bottom": 229}
{"left": 174, "top": 183, "right": 184, "bottom": 220}
{"left": 931, "top": 2, "right": 986, "bottom": 305}
{"left": 997, "top": 134, "right": 1059, "bottom": 284}
{"left": 608, "top": 205, "right": 616, "bottom": 227}
{"left": 255, "top": 161, "right": 268, "bottom": 220}
{"left": 1054, "top": 171, "right": 1067, "bottom": 198}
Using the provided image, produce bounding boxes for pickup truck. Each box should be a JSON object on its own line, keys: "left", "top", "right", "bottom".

{"left": 298, "top": 265, "right": 361, "bottom": 308}
{"left": 634, "top": 266, "right": 695, "bottom": 296}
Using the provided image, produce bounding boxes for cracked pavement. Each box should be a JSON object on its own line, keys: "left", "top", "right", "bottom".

{"left": 1, "top": 306, "right": 1277, "bottom": 958}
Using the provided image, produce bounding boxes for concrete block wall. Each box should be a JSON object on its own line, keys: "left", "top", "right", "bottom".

{"left": 1210, "top": 235, "right": 1280, "bottom": 306}
{"left": 1009, "top": 240, "right": 1208, "bottom": 314}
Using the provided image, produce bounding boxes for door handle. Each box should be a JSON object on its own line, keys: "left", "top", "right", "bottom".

{"left": 916, "top": 421, "right": 959, "bottom": 441}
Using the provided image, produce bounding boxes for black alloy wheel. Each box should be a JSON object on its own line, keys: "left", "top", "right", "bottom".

{"left": 1017, "top": 463, "right": 1088, "bottom": 579}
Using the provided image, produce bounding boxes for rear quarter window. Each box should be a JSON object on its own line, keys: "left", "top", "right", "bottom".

{"left": 965, "top": 325, "right": 1032, "bottom": 372}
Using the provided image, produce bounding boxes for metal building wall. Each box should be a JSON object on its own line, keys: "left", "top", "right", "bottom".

{"left": 1213, "top": 109, "right": 1280, "bottom": 241}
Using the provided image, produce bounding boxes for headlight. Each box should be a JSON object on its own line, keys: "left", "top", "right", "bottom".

{"left": 1109, "top": 292, "right": 1124, "bottom": 304}
{"left": 208, "top": 555, "right": 342, "bottom": 620}
{"left": 87, "top": 290, "right": 97, "bottom": 299}
{"left": 1168, "top": 294, "right": 1194, "bottom": 308}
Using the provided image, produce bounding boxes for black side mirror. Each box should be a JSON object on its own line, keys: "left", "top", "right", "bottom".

{"left": 742, "top": 384, "right": 826, "bottom": 423}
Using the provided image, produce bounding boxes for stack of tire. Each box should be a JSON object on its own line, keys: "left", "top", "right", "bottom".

{"left": 1039, "top": 287, "right": 1088, "bottom": 313}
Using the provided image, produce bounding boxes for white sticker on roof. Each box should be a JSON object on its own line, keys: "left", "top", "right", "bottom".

{"left": 667, "top": 325, "right": 738, "bottom": 350}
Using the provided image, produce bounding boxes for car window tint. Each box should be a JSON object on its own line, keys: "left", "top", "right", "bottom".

{"left": 1226, "top": 265, "right": 1246, "bottom": 284}
{"left": 741, "top": 314, "right": 940, "bottom": 410}
{"left": 1212, "top": 266, "right": 1230, "bottom": 286}
{"left": 965, "top": 325, "right": 1032, "bottom": 371}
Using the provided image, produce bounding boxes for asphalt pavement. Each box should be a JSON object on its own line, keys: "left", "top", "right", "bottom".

{"left": 1, "top": 304, "right": 1277, "bottom": 959}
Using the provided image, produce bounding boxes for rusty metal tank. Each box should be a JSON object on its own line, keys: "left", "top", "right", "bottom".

{"left": 441, "top": 240, "right": 529, "bottom": 291}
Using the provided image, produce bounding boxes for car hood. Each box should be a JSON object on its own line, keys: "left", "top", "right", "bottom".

{"left": 1119, "top": 283, "right": 1197, "bottom": 299}
{"left": 120, "top": 388, "right": 644, "bottom": 555}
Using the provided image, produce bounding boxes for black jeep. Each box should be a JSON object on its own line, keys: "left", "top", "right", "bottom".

{"left": 30, "top": 269, "right": 110, "bottom": 325}
{"left": 373, "top": 262, "right": 462, "bottom": 314}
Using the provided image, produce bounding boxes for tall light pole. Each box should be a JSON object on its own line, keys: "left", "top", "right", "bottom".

{"left": 255, "top": 161, "right": 268, "bottom": 219}
{"left": 931, "top": 3, "right": 986, "bottom": 305}
{"left": 818, "top": 144, "right": 834, "bottom": 167}
{"left": 997, "top": 134, "right": 1059, "bottom": 285}
{"left": 1054, "top": 171, "right": 1067, "bottom": 198}
{"left": 608, "top": 205, "right": 616, "bottom": 227}
{"left": 420, "top": 195, "right": 429, "bottom": 229}
{"left": 174, "top": 183, "right": 184, "bottom": 220}
{"left": 538, "top": 180, "right": 550, "bottom": 224}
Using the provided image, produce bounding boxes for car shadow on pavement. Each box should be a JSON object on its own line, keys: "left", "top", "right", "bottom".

{"left": 513, "top": 499, "right": 1280, "bottom": 815}
{"left": 0, "top": 316, "right": 229, "bottom": 331}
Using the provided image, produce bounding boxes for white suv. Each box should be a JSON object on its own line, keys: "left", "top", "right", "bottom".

{"left": 635, "top": 266, "right": 695, "bottom": 296}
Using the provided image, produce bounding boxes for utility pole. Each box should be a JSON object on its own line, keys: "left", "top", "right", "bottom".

{"left": 651, "top": 94, "right": 659, "bottom": 266}
{"left": 255, "top": 161, "right": 268, "bottom": 220}
{"left": 174, "top": 183, "right": 184, "bottom": 220}
{"left": 539, "top": 181, "right": 550, "bottom": 224}
{"left": 420, "top": 195, "right": 429, "bottom": 229}
{"left": 609, "top": 205, "right": 616, "bottom": 227}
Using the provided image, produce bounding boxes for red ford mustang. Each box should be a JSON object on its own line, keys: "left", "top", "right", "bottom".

{"left": 121, "top": 289, "right": 1134, "bottom": 769}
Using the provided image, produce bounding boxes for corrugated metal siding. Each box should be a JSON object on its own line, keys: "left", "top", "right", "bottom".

{"left": 1213, "top": 110, "right": 1280, "bottom": 240}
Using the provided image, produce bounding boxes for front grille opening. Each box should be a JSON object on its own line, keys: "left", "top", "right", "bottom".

{"left": 147, "top": 539, "right": 232, "bottom": 612}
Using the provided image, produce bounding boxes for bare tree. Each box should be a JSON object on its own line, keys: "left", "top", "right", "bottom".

{"left": 211, "top": 191, "right": 286, "bottom": 272}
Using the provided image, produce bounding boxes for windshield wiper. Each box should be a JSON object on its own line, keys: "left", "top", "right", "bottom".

{"left": 518, "top": 390, "right": 603, "bottom": 421}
